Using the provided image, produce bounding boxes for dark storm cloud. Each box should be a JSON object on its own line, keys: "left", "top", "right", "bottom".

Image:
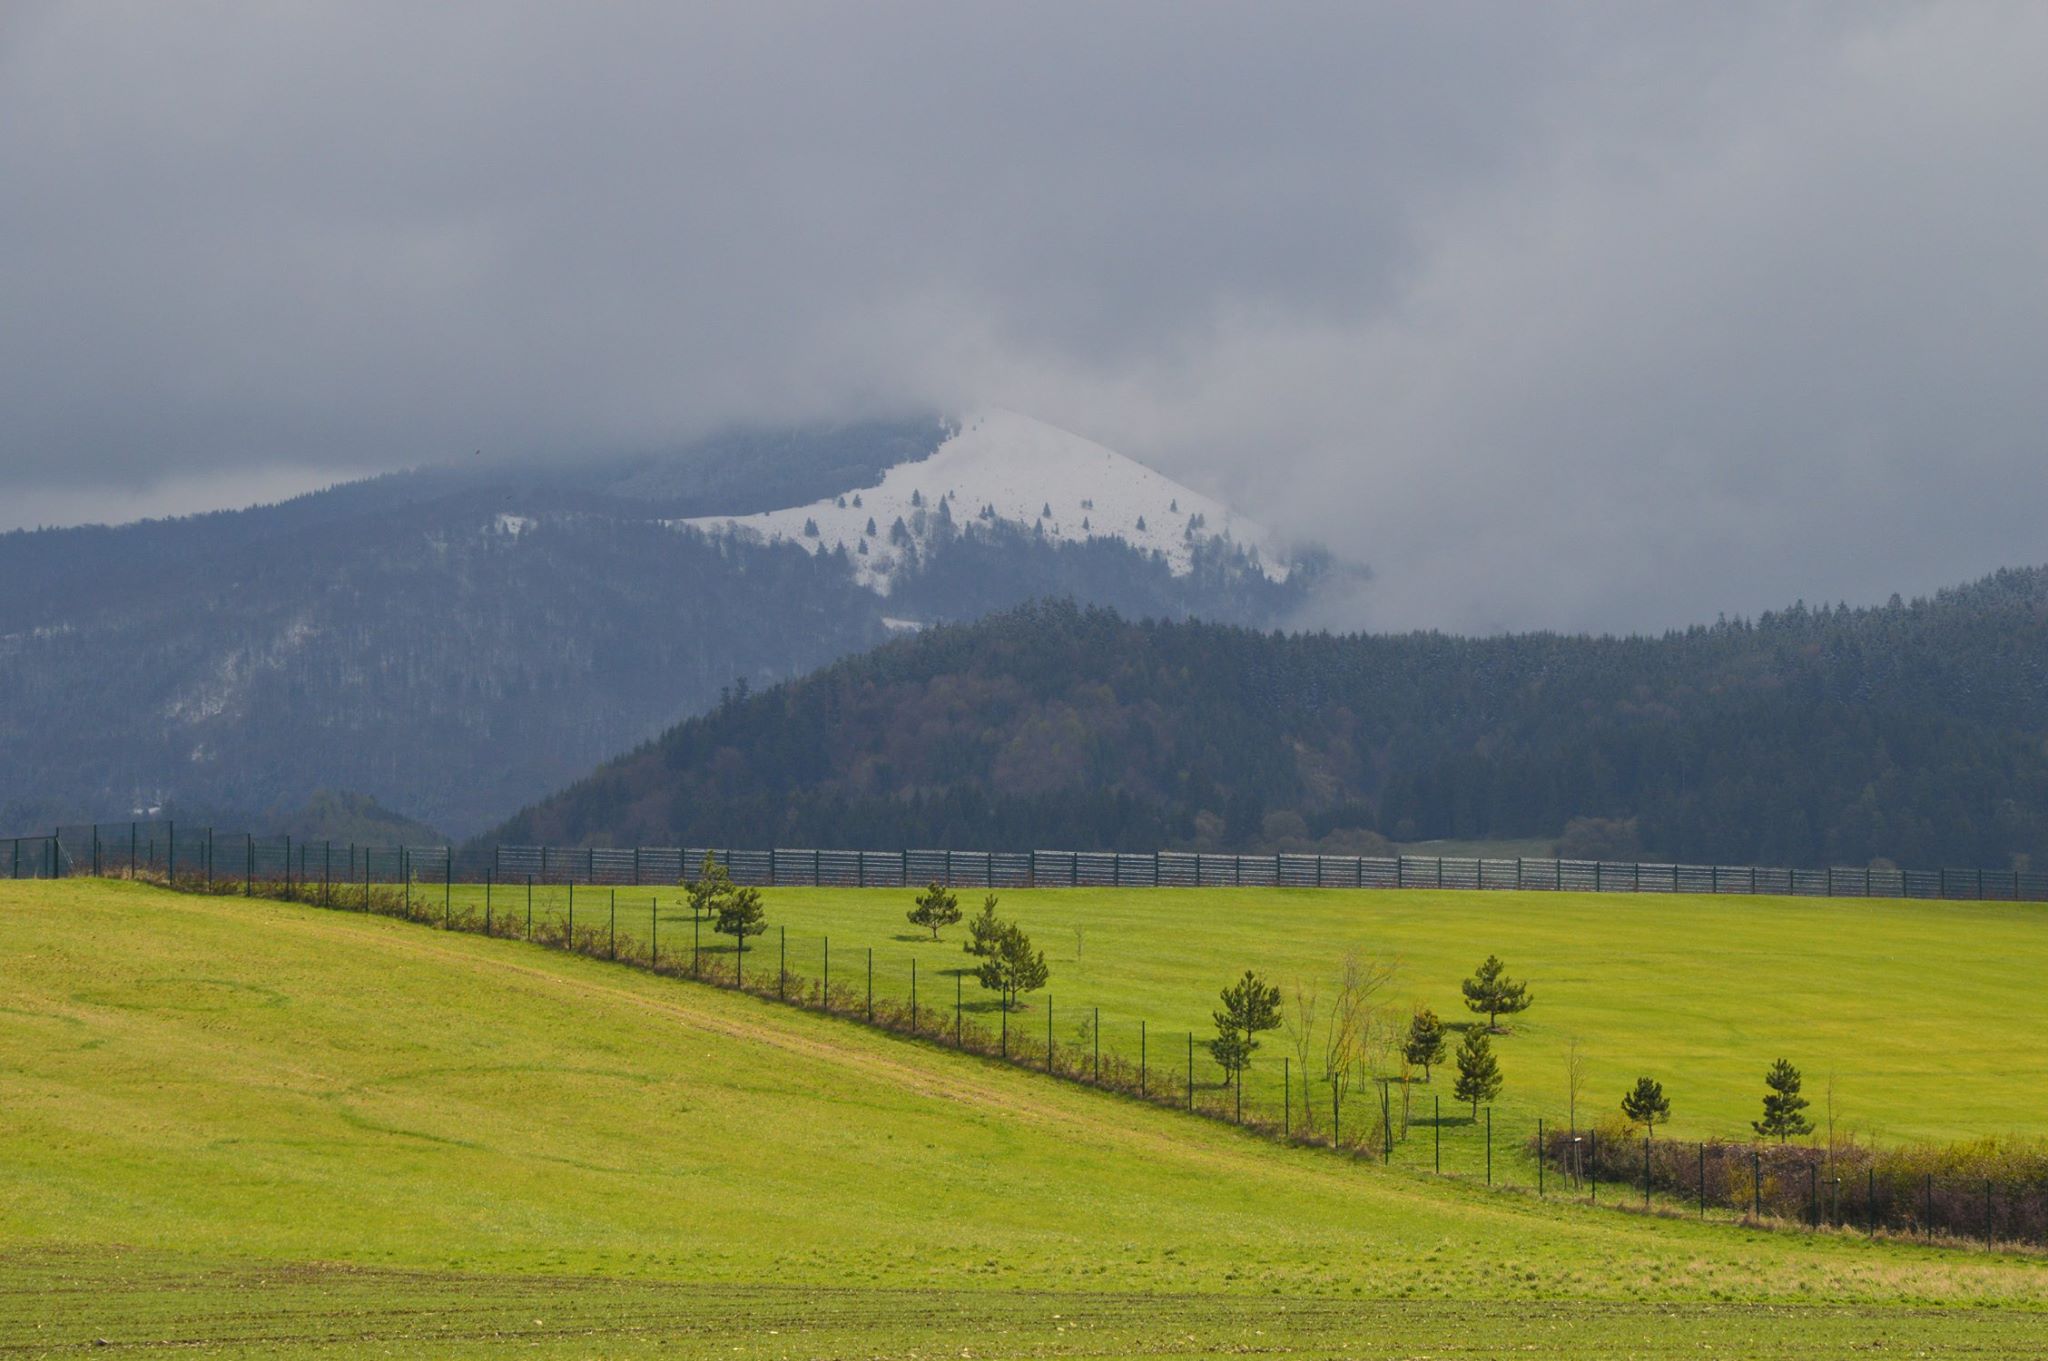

{"left": 3, "top": 3, "right": 2043, "bottom": 632}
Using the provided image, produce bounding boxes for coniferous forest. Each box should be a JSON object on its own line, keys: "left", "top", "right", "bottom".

{"left": 492, "top": 568, "right": 2048, "bottom": 870}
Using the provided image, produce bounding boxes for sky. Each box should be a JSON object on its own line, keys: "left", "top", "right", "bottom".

{"left": 3, "top": 3, "right": 2045, "bottom": 634}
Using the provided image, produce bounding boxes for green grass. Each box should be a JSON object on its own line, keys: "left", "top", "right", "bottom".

{"left": 5, "top": 880, "right": 2044, "bottom": 1357}
{"left": 429, "top": 878, "right": 2048, "bottom": 1175}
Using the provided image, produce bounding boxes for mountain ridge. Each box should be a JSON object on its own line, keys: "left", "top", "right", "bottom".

{"left": 486, "top": 568, "right": 2048, "bottom": 870}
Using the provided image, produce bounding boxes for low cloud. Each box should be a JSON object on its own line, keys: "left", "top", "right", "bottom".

{"left": 4, "top": 3, "right": 2043, "bottom": 631}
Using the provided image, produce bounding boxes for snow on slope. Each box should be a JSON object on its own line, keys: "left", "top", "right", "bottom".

{"left": 678, "top": 409, "right": 1287, "bottom": 595}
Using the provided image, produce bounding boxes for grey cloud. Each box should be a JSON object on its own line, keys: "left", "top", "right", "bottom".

{"left": 3, "top": 3, "right": 2043, "bottom": 633}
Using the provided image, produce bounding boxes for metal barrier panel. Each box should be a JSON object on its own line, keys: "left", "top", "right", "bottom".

{"left": 1033, "top": 850, "right": 1076, "bottom": 886}
{"left": 771, "top": 849, "right": 817, "bottom": 886}
{"left": 1233, "top": 855, "right": 1278, "bottom": 887}
{"left": 1477, "top": 858, "right": 1519, "bottom": 890}
{"left": 725, "top": 849, "right": 772, "bottom": 884}
{"left": 1435, "top": 858, "right": 1478, "bottom": 890}
{"left": 635, "top": 847, "right": 683, "bottom": 883}
{"left": 1073, "top": 852, "right": 1119, "bottom": 886}
{"left": 1675, "top": 864, "right": 1716, "bottom": 893}
{"left": 950, "top": 851, "right": 995, "bottom": 886}
{"left": 1355, "top": 856, "right": 1396, "bottom": 888}
{"left": 904, "top": 849, "right": 948, "bottom": 884}
{"left": 590, "top": 848, "right": 638, "bottom": 884}
{"left": 2021, "top": 870, "right": 2048, "bottom": 902}
{"left": 1630, "top": 863, "right": 1675, "bottom": 893}
{"left": 1116, "top": 853, "right": 1159, "bottom": 887}
{"left": 1789, "top": 868, "right": 1828, "bottom": 896}
{"left": 990, "top": 852, "right": 1033, "bottom": 888}
{"left": 1557, "top": 859, "right": 1598, "bottom": 891}
{"left": 1277, "top": 854, "right": 1319, "bottom": 887}
{"left": 814, "top": 849, "right": 863, "bottom": 886}
{"left": 859, "top": 851, "right": 907, "bottom": 887}
{"left": 1156, "top": 852, "right": 1200, "bottom": 886}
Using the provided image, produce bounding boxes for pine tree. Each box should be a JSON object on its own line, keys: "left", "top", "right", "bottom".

{"left": 864, "top": 516, "right": 878, "bottom": 536}
{"left": 1460, "top": 954, "right": 1532, "bottom": 1032}
{"left": 1403, "top": 1006, "right": 1448, "bottom": 1080}
{"left": 1208, "top": 969, "right": 1283, "bottom": 1078}
{"left": 1620, "top": 1076, "right": 1671, "bottom": 1133}
{"left": 686, "top": 851, "right": 733, "bottom": 921}
{"left": 975, "top": 920, "right": 1047, "bottom": 1010}
{"left": 963, "top": 894, "right": 1003, "bottom": 958}
{"left": 1752, "top": 1058, "right": 1814, "bottom": 1141}
{"left": 801, "top": 517, "right": 820, "bottom": 538}
{"left": 1453, "top": 1029, "right": 1502, "bottom": 1116}
{"left": 907, "top": 880, "right": 961, "bottom": 939}
{"left": 713, "top": 883, "right": 765, "bottom": 944}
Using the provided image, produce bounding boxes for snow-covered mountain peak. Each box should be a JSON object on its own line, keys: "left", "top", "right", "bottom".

{"left": 678, "top": 409, "right": 1287, "bottom": 595}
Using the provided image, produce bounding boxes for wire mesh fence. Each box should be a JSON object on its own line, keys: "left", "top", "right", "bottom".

{"left": 8, "top": 820, "right": 2046, "bottom": 903}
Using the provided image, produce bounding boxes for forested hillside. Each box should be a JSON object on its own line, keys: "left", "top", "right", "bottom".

{"left": 493, "top": 569, "right": 2048, "bottom": 870}
{"left": 0, "top": 418, "right": 1308, "bottom": 835}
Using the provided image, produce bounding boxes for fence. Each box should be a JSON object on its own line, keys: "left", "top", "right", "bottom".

{"left": 1534, "top": 1126, "right": 2048, "bottom": 1246}
{"left": 6, "top": 820, "right": 2047, "bottom": 902}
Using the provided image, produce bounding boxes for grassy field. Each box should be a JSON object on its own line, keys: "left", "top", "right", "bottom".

{"left": 4, "top": 878, "right": 2045, "bottom": 1356}
{"left": 432, "top": 878, "right": 2048, "bottom": 1171}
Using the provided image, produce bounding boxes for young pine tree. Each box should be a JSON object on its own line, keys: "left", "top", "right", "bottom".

{"left": 1752, "top": 1058, "right": 1815, "bottom": 1142}
{"left": 686, "top": 852, "right": 733, "bottom": 921}
{"left": 1620, "top": 1076, "right": 1671, "bottom": 1134}
{"left": 907, "top": 881, "right": 961, "bottom": 940}
{"left": 713, "top": 883, "right": 766, "bottom": 945}
{"left": 1460, "top": 954, "right": 1532, "bottom": 1032}
{"left": 963, "top": 894, "right": 1003, "bottom": 958}
{"left": 1403, "top": 1006, "right": 1448, "bottom": 1081}
{"left": 1209, "top": 969, "right": 1283, "bottom": 1080}
{"left": 976, "top": 920, "right": 1048, "bottom": 1010}
{"left": 1452, "top": 1029, "right": 1502, "bottom": 1116}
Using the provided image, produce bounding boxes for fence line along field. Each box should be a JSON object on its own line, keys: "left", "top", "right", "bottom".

{"left": 424, "top": 878, "right": 2047, "bottom": 1155}
{"left": 4, "top": 877, "right": 2046, "bottom": 1358}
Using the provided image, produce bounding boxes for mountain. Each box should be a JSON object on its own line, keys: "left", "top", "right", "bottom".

{"left": 682, "top": 409, "right": 1290, "bottom": 595}
{"left": 488, "top": 570, "right": 2048, "bottom": 871}
{"left": 0, "top": 414, "right": 1319, "bottom": 836}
